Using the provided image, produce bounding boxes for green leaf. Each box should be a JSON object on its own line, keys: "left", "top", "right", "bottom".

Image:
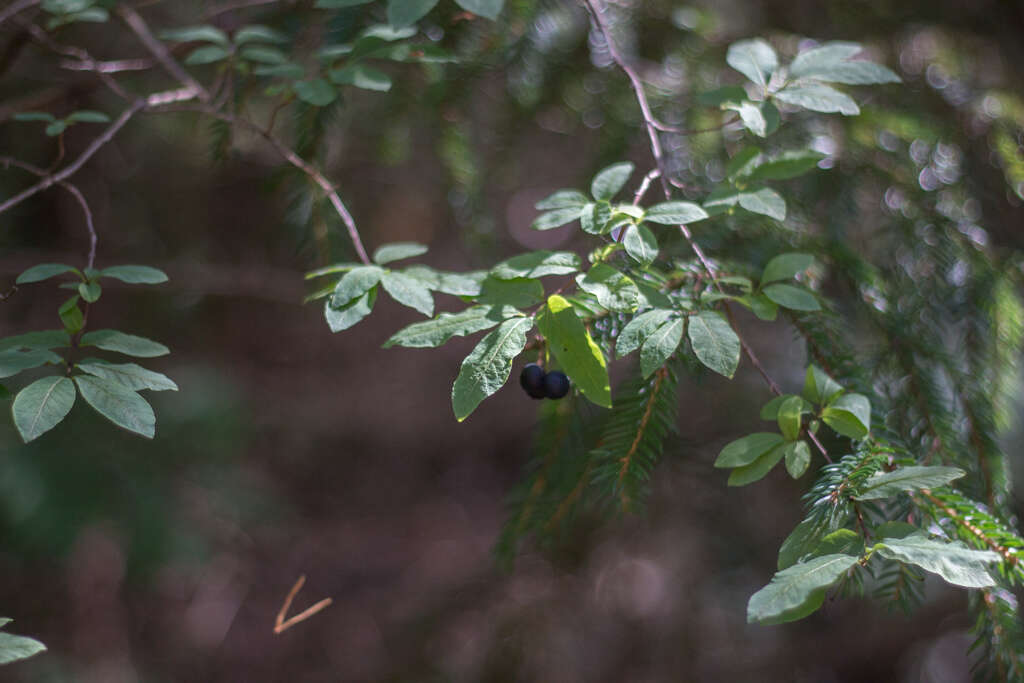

{"left": 778, "top": 518, "right": 828, "bottom": 570}
{"left": 330, "top": 265, "right": 385, "bottom": 306}
{"left": 293, "top": 78, "right": 337, "bottom": 106}
{"left": 0, "top": 330, "right": 71, "bottom": 351}
{"left": 329, "top": 64, "right": 392, "bottom": 91}
{"left": 783, "top": 440, "right": 811, "bottom": 478}
{"left": 45, "top": 120, "right": 67, "bottom": 137}
{"left": 872, "top": 534, "right": 998, "bottom": 588}
{"left": 404, "top": 266, "right": 483, "bottom": 296}
{"left": 452, "top": 316, "right": 533, "bottom": 421}
{"left": 531, "top": 207, "right": 585, "bottom": 231}
{"left": 789, "top": 42, "right": 899, "bottom": 84}
{"left": 79, "top": 330, "right": 170, "bottom": 357}
{"left": 738, "top": 293, "right": 778, "bottom": 321}
{"left": 854, "top": 466, "right": 965, "bottom": 501}
{"left": 687, "top": 311, "right": 740, "bottom": 378}
{"left": 739, "top": 187, "right": 786, "bottom": 220}
{"left": 0, "top": 349, "right": 61, "bottom": 378}
{"left": 184, "top": 45, "right": 231, "bottom": 65}
{"left": 325, "top": 287, "right": 376, "bottom": 332}
{"left": 580, "top": 202, "right": 612, "bottom": 235}
{"left": 697, "top": 85, "right": 748, "bottom": 106}
{"left": 491, "top": 250, "right": 580, "bottom": 280}
{"left": 373, "top": 242, "right": 428, "bottom": 265}
{"left": 726, "top": 38, "right": 778, "bottom": 87}
{"left": 0, "top": 622, "right": 46, "bottom": 665}
{"left": 762, "top": 253, "right": 814, "bottom": 284}
{"left": 78, "top": 281, "right": 101, "bottom": 303}
{"left": 58, "top": 296, "right": 83, "bottom": 333}
{"left": 874, "top": 522, "right": 920, "bottom": 540}
{"left": 387, "top": 0, "right": 439, "bottom": 27}
{"left": 74, "top": 375, "right": 155, "bottom": 438}
{"left": 777, "top": 395, "right": 805, "bottom": 441}
{"left": 728, "top": 442, "right": 785, "bottom": 486}
{"left": 12, "top": 376, "right": 76, "bottom": 442}
{"left": 704, "top": 187, "right": 786, "bottom": 221}
{"left": 476, "top": 276, "right": 544, "bottom": 308}
{"left": 762, "top": 283, "right": 819, "bottom": 311}
{"left": 715, "top": 432, "right": 784, "bottom": 468}
{"left": 233, "top": 25, "right": 289, "bottom": 45}
{"left": 616, "top": 309, "right": 674, "bottom": 358}
{"left": 13, "top": 112, "right": 56, "bottom": 123}
{"left": 643, "top": 201, "right": 708, "bottom": 225}
{"left": 802, "top": 365, "right": 843, "bottom": 404}
{"left": 575, "top": 264, "right": 638, "bottom": 313}
{"left": 788, "top": 42, "right": 863, "bottom": 77}
{"left": 383, "top": 305, "right": 516, "bottom": 348}
{"left": 536, "top": 295, "right": 611, "bottom": 408}
{"left": 810, "top": 529, "right": 863, "bottom": 559}
{"left": 797, "top": 61, "right": 900, "bottom": 85}
{"left": 640, "top": 318, "right": 684, "bottom": 378}
{"left": 159, "top": 25, "right": 230, "bottom": 46}
{"left": 66, "top": 110, "right": 110, "bottom": 124}
{"left": 99, "top": 265, "right": 168, "bottom": 285}
{"left": 774, "top": 84, "right": 859, "bottom": 115}
{"left": 726, "top": 146, "right": 762, "bottom": 178}
{"left": 239, "top": 46, "right": 288, "bottom": 65}
{"left": 453, "top": 0, "right": 503, "bottom": 20}
{"left": 254, "top": 63, "right": 305, "bottom": 79}
{"left": 535, "top": 189, "right": 589, "bottom": 210}
{"left": 622, "top": 224, "right": 659, "bottom": 266}
{"left": 727, "top": 101, "right": 769, "bottom": 137}
{"left": 744, "top": 153, "right": 826, "bottom": 184}
{"left": 822, "top": 393, "right": 871, "bottom": 438}
{"left": 16, "top": 263, "right": 78, "bottom": 284}
{"left": 77, "top": 360, "right": 178, "bottom": 392}
{"left": 590, "top": 162, "right": 634, "bottom": 201}
{"left": 757, "top": 393, "right": 811, "bottom": 419}
{"left": 747, "top": 554, "right": 859, "bottom": 624}
{"left": 381, "top": 271, "right": 434, "bottom": 316}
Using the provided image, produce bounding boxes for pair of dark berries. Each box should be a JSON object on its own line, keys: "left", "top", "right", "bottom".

{"left": 520, "top": 363, "right": 570, "bottom": 400}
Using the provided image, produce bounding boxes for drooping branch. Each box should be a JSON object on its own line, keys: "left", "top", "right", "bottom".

{"left": 583, "top": 0, "right": 829, "bottom": 461}
{"left": 178, "top": 107, "right": 371, "bottom": 264}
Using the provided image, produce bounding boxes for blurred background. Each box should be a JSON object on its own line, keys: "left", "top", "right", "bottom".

{"left": 2, "top": 0, "right": 1024, "bottom": 680}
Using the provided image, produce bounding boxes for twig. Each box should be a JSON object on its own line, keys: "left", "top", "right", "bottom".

{"left": 632, "top": 168, "right": 660, "bottom": 206}
{"left": 273, "top": 575, "right": 333, "bottom": 634}
{"left": 0, "top": 0, "right": 40, "bottom": 27}
{"left": 0, "top": 87, "right": 201, "bottom": 217}
{"left": 60, "top": 57, "right": 153, "bottom": 74}
{"left": 117, "top": 4, "right": 210, "bottom": 103}
{"left": 1, "top": 157, "right": 98, "bottom": 269}
{"left": 15, "top": 17, "right": 134, "bottom": 100}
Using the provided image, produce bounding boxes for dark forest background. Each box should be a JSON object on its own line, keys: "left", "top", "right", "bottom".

{"left": 2, "top": 0, "right": 1024, "bottom": 680}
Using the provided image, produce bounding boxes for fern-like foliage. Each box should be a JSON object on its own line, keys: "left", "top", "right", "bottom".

{"left": 590, "top": 361, "right": 681, "bottom": 513}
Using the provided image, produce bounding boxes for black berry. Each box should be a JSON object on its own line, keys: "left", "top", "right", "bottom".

{"left": 543, "top": 371, "right": 570, "bottom": 399}
{"left": 520, "top": 363, "right": 546, "bottom": 399}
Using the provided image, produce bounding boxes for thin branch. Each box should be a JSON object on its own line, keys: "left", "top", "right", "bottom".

{"left": 0, "top": 0, "right": 40, "bottom": 27}
{"left": 14, "top": 17, "right": 134, "bottom": 100}
{"left": 273, "top": 575, "right": 333, "bottom": 634}
{"left": 0, "top": 87, "right": 201, "bottom": 217}
{"left": 170, "top": 106, "right": 371, "bottom": 264}
{"left": 632, "top": 168, "right": 660, "bottom": 206}
{"left": 1, "top": 157, "right": 98, "bottom": 268}
{"left": 60, "top": 57, "right": 153, "bottom": 74}
{"left": 117, "top": 4, "right": 210, "bottom": 103}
